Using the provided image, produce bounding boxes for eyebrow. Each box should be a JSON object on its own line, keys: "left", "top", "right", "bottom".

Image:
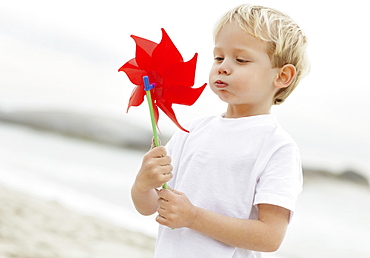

{"left": 213, "top": 47, "right": 256, "bottom": 56}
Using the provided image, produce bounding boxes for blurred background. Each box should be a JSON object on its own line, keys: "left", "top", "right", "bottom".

{"left": 0, "top": 0, "right": 369, "bottom": 257}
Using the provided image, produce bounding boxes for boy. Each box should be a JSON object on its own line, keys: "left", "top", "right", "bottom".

{"left": 131, "top": 4, "right": 309, "bottom": 257}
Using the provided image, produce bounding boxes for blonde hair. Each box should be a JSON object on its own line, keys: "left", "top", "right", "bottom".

{"left": 214, "top": 4, "right": 310, "bottom": 104}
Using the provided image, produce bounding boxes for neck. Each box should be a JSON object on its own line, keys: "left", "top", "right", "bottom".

{"left": 224, "top": 104, "right": 271, "bottom": 118}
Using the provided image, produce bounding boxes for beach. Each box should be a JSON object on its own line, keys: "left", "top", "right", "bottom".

{"left": 1, "top": 170, "right": 369, "bottom": 258}
{"left": 1, "top": 113, "right": 370, "bottom": 258}
{"left": 1, "top": 1, "right": 370, "bottom": 256}
{"left": 0, "top": 184, "right": 155, "bottom": 258}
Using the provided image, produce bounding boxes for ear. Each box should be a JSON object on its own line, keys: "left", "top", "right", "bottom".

{"left": 274, "top": 64, "right": 296, "bottom": 89}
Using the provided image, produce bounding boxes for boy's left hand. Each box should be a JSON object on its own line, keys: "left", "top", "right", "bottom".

{"left": 156, "top": 187, "right": 198, "bottom": 229}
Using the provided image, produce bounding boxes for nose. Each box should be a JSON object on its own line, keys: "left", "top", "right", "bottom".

{"left": 217, "top": 60, "right": 231, "bottom": 75}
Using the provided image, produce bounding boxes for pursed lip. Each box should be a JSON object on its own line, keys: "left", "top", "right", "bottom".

{"left": 214, "top": 80, "right": 228, "bottom": 88}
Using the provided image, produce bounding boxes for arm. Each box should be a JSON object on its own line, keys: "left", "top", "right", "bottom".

{"left": 156, "top": 189, "right": 290, "bottom": 252}
{"left": 131, "top": 146, "right": 173, "bottom": 216}
{"left": 190, "top": 203, "right": 290, "bottom": 252}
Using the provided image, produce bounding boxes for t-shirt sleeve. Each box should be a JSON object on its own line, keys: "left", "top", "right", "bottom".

{"left": 253, "top": 143, "right": 303, "bottom": 219}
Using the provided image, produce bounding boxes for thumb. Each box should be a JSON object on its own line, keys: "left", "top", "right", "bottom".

{"left": 150, "top": 137, "right": 162, "bottom": 150}
{"left": 167, "top": 186, "right": 181, "bottom": 195}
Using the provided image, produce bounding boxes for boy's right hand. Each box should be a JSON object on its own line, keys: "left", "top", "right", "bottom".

{"left": 134, "top": 146, "right": 173, "bottom": 192}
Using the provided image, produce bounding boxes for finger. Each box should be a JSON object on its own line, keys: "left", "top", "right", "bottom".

{"left": 159, "top": 157, "right": 172, "bottom": 167}
{"left": 161, "top": 168, "right": 173, "bottom": 179}
{"left": 150, "top": 137, "right": 162, "bottom": 149}
{"left": 157, "top": 155, "right": 171, "bottom": 162}
{"left": 166, "top": 186, "right": 174, "bottom": 192}
{"left": 160, "top": 170, "right": 172, "bottom": 178}
{"left": 166, "top": 186, "right": 181, "bottom": 195}
{"left": 157, "top": 189, "right": 171, "bottom": 200}
{"left": 152, "top": 146, "right": 167, "bottom": 158}
{"left": 145, "top": 146, "right": 167, "bottom": 160}
{"left": 157, "top": 197, "right": 168, "bottom": 207}
{"left": 156, "top": 214, "right": 167, "bottom": 225}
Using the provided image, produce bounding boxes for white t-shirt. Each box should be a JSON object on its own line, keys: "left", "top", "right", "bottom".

{"left": 154, "top": 114, "right": 303, "bottom": 258}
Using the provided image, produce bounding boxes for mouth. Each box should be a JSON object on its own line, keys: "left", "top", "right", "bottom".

{"left": 214, "top": 80, "right": 228, "bottom": 88}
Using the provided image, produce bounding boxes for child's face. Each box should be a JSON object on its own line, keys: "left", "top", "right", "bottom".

{"left": 209, "top": 22, "right": 280, "bottom": 117}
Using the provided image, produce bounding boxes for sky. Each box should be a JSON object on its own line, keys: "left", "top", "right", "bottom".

{"left": 0, "top": 0, "right": 369, "bottom": 176}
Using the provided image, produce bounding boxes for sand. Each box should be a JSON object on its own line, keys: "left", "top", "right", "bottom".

{"left": 1, "top": 174, "right": 370, "bottom": 258}
{"left": 0, "top": 184, "right": 155, "bottom": 258}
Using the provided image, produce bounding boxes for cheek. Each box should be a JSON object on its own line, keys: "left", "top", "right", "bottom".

{"left": 208, "top": 69, "right": 218, "bottom": 94}
{"left": 232, "top": 71, "right": 250, "bottom": 86}
{"left": 209, "top": 65, "right": 217, "bottom": 76}
{"left": 208, "top": 66, "right": 217, "bottom": 83}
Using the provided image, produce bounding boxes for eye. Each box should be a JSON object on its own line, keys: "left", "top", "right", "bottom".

{"left": 214, "top": 56, "right": 224, "bottom": 62}
{"left": 236, "top": 58, "right": 249, "bottom": 63}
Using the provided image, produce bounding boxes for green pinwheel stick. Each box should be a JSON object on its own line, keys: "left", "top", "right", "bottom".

{"left": 143, "top": 75, "right": 168, "bottom": 189}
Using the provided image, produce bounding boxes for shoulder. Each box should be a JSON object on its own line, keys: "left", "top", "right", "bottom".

{"left": 184, "top": 115, "right": 217, "bottom": 132}
{"left": 165, "top": 115, "right": 217, "bottom": 149}
{"left": 267, "top": 117, "right": 298, "bottom": 148}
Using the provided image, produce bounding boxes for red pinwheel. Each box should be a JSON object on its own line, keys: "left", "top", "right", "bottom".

{"left": 119, "top": 28, "right": 206, "bottom": 133}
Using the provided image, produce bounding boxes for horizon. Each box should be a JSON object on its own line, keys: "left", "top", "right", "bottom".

{"left": 1, "top": 0, "right": 369, "bottom": 177}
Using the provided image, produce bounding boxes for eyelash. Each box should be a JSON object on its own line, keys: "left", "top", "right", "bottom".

{"left": 236, "top": 59, "right": 249, "bottom": 63}
{"left": 214, "top": 57, "right": 250, "bottom": 63}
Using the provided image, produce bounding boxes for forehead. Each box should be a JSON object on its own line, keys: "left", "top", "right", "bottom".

{"left": 214, "top": 22, "right": 269, "bottom": 55}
